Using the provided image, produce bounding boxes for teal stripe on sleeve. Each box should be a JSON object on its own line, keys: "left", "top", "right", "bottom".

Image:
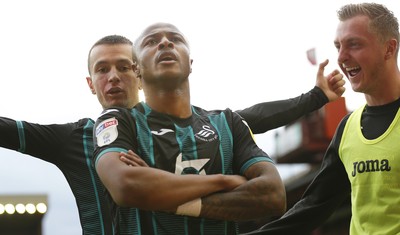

{"left": 95, "top": 147, "right": 127, "bottom": 167}
{"left": 16, "top": 121, "right": 26, "bottom": 153}
{"left": 240, "top": 157, "right": 274, "bottom": 175}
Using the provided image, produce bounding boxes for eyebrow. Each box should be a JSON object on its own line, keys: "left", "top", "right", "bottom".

{"left": 93, "top": 58, "right": 133, "bottom": 69}
{"left": 142, "top": 31, "right": 185, "bottom": 43}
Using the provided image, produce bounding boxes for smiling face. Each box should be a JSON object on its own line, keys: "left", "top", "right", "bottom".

{"left": 134, "top": 23, "right": 192, "bottom": 89}
{"left": 334, "top": 15, "right": 388, "bottom": 94}
{"left": 87, "top": 44, "right": 140, "bottom": 109}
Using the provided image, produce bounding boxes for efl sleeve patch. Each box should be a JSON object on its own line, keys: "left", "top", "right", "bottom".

{"left": 96, "top": 117, "right": 119, "bottom": 147}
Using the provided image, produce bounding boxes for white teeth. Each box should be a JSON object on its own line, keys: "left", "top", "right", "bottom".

{"left": 345, "top": 66, "right": 360, "bottom": 72}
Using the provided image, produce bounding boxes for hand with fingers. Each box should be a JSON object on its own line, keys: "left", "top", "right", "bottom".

{"left": 316, "top": 59, "right": 346, "bottom": 102}
{"left": 119, "top": 150, "right": 149, "bottom": 167}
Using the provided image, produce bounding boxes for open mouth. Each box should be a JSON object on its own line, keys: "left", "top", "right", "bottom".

{"left": 346, "top": 66, "right": 361, "bottom": 77}
{"left": 157, "top": 52, "right": 177, "bottom": 63}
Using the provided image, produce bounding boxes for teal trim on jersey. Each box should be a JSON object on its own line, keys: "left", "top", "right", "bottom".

{"left": 16, "top": 121, "right": 26, "bottom": 153}
{"left": 191, "top": 106, "right": 199, "bottom": 115}
{"left": 175, "top": 125, "right": 198, "bottom": 160}
{"left": 183, "top": 217, "right": 188, "bottom": 235}
{"left": 131, "top": 108, "right": 155, "bottom": 166}
{"left": 83, "top": 120, "right": 107, "bottom": 235}
{"left": 141, "top": 101, "right": 152, "bottom": 115}
{"left": 151, "top": 211, "right": 157, "bottom": 235}
{"left": 208, "top": 112, "right": 233, "bottom": 175}
{"left": 95, "top": 147, "right": 127, "bottom": 167}
{"left": 240, "top": 157, "right": 273, "bottom": 175}
{"left": 136, "top": 209, "right": 141, "bottom": 235}
{"left": 200, "top": 218, "right": 204, "bottom": 235}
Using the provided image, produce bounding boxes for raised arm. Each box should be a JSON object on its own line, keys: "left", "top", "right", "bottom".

{"left": 0, "top": 116, "right": 83, "bottom": 162}
{"left": 237, "top": 59, "right": 345, "bottom": 134}
{"left": 0, "top": 117, "right": 21, "bottom": 150}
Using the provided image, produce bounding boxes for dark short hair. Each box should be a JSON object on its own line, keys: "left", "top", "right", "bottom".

{"left": 87, "top": 35, "right": 133, "bottom": 75}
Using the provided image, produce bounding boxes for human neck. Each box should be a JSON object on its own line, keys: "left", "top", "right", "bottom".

{"left": 365, "top": 70, "right": 400, "bottom": 106}
{"left": 145, "top": 88, "right": 192, "bottom": 118}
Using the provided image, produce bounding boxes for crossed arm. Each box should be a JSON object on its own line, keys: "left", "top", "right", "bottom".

{"left": 96, "top": 151, "right": 247, "bottom": 211}
{"left": 118, "top": 150, "right": 286, "bottom": 221}
{"left": 199, "top": 161, "right": 286, "bottom": 221}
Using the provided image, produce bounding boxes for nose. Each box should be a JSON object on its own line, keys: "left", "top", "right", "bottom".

{"left": 337, "top": 47, "right": 348, "bottom": 65}
{"left": 158, "top": 36, "right": 174, "bottom": 50}
{"left": 108, "top": 67, "right": 121, "bottom": 83}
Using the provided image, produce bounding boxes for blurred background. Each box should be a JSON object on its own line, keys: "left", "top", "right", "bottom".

{"left": 0, "top": 0, "right": 398, "bottom": 234}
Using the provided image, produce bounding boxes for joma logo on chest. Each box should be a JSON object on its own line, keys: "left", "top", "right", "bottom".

{"left": 352, "top": 159, "right": 391, "bottom": 177}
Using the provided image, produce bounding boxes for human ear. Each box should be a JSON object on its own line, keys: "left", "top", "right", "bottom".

{"left": 385, "top": 38, "right": 398, "bottom": 60}
{"left": 133, "top": 62, "right": 142, "bottom": 78}
{"left": 86, "top": 77, "right": 96, "bottom": 94}
{"left": 138, "top": 79, "right": 143, "bottom": 90}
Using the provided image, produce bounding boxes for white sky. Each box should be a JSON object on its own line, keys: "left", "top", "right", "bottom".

{"left": 0, "top": 0, "right": 398, "bottom": 234}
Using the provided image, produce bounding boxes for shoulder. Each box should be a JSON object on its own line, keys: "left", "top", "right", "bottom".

{"left": 96, "top": 107, "right": 133, "bottom": 121}
{"left": 94, "top": 107, "right": 133, "bottom": 135}
{"left": 193, "top": 105, "right": 235, "bottom": 116}
{"left": 340, "top": 111, "right": 353, "bottom": 129}
{"left": 329, "top": 112, "right": 352, "bottom": 148}
{"left": 76, "top": 117, "right": 95, "bottom": 126}
{"left": 100, "top": 107, "right": 129, "bottom": 116}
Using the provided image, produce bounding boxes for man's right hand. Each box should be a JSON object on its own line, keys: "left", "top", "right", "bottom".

{"left": 119, "top": 150, "right": 149, "bottom": 167}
